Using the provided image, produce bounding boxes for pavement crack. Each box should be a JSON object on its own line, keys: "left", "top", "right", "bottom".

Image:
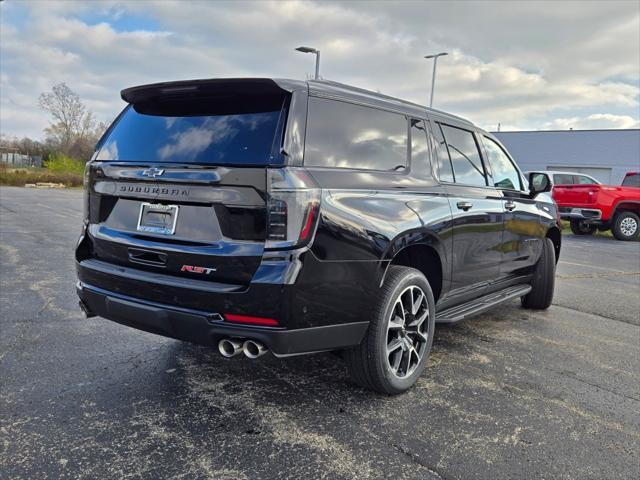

{"left": 552, "top": 303, "right": 640, "bottom": 327}
{"left": 551, "top": 368, "right": 640, "bottom": 403}
{"left": 556, "top": 271, "right": 640, "bottom": 280}
{"left": 37, "top": 298, "right": 53, "bottom": 316}
{"left": 390, "top": 442, "right": 447, "bottom": 480}
{"left": 0, "top": 204, "right": 18, "bottom": 213}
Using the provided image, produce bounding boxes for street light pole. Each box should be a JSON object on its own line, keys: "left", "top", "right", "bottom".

{"left": 314, "top": 50, "right": 320, "bottom": 80}
{"left": 295, "top": 46, "right": 321, "bottom": 80}
{"left": 424, "top": 52, "right": 448, "bottom": 107}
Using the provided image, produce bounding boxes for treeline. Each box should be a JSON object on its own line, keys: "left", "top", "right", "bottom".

{"left": 1, "top": 83, "right": 106, "bottom": 164}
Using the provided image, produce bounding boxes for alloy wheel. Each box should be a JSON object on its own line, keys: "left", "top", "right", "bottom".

{"left": 620, "top": 217, "right": 638, "bottom": 237}
{"left": 386, "top": 285, "right": 430, "bottom": 379}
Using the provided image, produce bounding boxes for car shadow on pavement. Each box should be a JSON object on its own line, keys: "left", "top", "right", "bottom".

{"left": 157, "top": 303, "right": 528, "bottom": 406}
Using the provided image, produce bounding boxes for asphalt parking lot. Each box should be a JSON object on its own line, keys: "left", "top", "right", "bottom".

{"left": 1, "top": 186, "right": 639, "bottom": 480}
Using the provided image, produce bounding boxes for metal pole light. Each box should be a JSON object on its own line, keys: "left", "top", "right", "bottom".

{"left": 295, "top": 46, "right": 320, "bottom": 80}
{"left": 424, "top": 52, "right": 448, "bottom": 107}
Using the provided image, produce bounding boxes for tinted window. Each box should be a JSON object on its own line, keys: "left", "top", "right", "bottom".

{"left": 576, "top": 175, "right": 597, "bottom": 185}
{"left": 483, "top": 136, "right": 522, "bottom": 190}
{"left": 95, "top": 104, "right": 283, "bottom": 165}
{"left": 410, "top": 119, "right": 431, "bottom": 175}
{"left": 622, "top": 174, "right": 640, "bottom": 187}
{"left": 432, "top": 123, "right": 454, "bottom": 182}
{"left": 553, "top": 174, "right": 574, "bottom": 185}
{"left": 440, "top": 124, "right": 487, "bottom": 186}
{"left": 304, "top": 97, "right": 408, "bottom": 170}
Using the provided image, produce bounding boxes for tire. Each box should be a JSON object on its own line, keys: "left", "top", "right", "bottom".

{"left": 570, "top": 219, "right": 595, "bottom": 235}
{"left": 521, "top": 237, "right": 555, "bottom": 310}
{"left": 612, "top": 211, "right": 639, "bottom": 241}
{"left": 345, "top": 266, "right": 436, "bottom": 395}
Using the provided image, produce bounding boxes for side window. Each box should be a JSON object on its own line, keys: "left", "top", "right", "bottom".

{"left": 553, "top": 174, "right": 574, "bottom": 185}
{"left": 576, "top": 175, "right": 596, "bottom": 185}
{"left": 482, "top": 136, "right": 523, "bottom": 191}
{"left": 431, "top": 122, "right": 454, "bottom": 182}
{"left": 410, "top": 119, "right": 431, "bottom": 176}
{"left": 440, "top": 124, "right": 487, "bottom": 187}
{"left": 622, "top": 174, "right": 640, "bottom": 187}
{"left": 304, "top": 97, "right": 408, "bottom": 171}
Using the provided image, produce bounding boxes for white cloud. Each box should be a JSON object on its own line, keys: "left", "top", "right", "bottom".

{"left": 542, "top": 114, "right": 640, "bottom": 131}
{"left": 0, "top": 0, "right": 638, "bottom": 139}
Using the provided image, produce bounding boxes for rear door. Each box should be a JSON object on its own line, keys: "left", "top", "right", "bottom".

{"left": 571, "top": 174, "right": 600, "bottom": 206}
{"left": 553, "top": 174, "right": 598, "bottom": 207}
{"left": 431, "top": 121, "right": 503, "bottom": 297}
{"left": 84, "top": 81, "right": 290, "bottom": 286}
{"left": 552, "top": 173, "right": 582, "bottom": 206}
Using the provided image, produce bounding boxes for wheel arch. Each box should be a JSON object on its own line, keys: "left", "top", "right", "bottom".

{"left": 546, "top": 225, "right": 561, "bottom": 263}
{"left": 382, "top": 235, "right": 446, "bottom": 303}
{"left": 612, "top": 201, "right": 640, "bottom": 218}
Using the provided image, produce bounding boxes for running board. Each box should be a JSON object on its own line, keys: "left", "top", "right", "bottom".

{"left": 436, "top": 284, "right": 532, "bottom": 324}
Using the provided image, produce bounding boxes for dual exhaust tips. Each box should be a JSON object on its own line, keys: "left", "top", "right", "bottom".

{"left": 218, "top": 338, "right": 268, "bottom": 359}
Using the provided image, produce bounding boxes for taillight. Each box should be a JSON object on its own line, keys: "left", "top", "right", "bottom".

{"left": 266, "top": 168, "right": 321, "bottom": 249}
{"left": 83, "top": 162, "right": 91, "bottom": 223}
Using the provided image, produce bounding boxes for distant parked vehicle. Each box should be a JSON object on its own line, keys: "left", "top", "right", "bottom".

{"left": 621, "top": 172, "right": 640, "bottom": 188}
{"left": 527, "top": 170, "right": 640, "bottom": 240}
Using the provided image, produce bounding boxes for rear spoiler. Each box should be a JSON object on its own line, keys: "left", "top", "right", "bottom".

{"left": 121, "top": 78, "right": 301, "bottom": 104}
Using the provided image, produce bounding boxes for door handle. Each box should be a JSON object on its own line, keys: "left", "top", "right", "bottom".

{"left": 456, "top": 201, "right": 473, "bottom": 211}
{"left": 505, "top": 201, "right": 517, "bottom": 211}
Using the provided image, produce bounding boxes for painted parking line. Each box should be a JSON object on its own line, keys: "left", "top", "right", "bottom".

{"left": 558, "top": 260, "right": 629, "bottom": 273}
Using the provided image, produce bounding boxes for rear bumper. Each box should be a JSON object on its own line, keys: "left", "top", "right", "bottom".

{"left": 559, "top": 207, "right": 602, "bottom": 222}
{"left": 77, "top": 282, "right": 368, "bottom": 356}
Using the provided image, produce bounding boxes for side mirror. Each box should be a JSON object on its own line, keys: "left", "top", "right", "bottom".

{"left": 528, "top": 172, "right": 552, "bottom": 198}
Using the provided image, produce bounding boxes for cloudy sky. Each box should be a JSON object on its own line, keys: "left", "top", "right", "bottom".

{"left": 1, "top": 0, "right": 639, "bottom": 139}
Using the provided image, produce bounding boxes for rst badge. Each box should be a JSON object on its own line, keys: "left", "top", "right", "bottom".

{"left": 181, "top": 265, "right": 217, "bottom": 275}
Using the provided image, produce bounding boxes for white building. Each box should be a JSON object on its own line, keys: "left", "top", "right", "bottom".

{"left": 493, "top": 129, "right": 640, "bottom": 185}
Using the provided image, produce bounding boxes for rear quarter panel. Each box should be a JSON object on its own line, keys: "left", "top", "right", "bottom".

{"left": 307, "top": 168, "right": 454, "bottom": 292}
{"left": 603, "top": 187, "right": 640, "bottom": 220}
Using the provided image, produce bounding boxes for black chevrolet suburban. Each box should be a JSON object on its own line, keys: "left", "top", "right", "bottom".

{"left": 76, "top": 78, "right": 560, "bottom": 394}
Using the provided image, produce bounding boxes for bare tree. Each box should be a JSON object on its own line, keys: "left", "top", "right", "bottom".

{"left": 38, "top": 83, "right": 104, "bottom": 160}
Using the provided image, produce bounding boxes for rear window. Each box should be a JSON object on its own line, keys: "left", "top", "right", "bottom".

{"left": 553, "top": 174, "right": 574, "bottom": 185}
{"left": 95, "top": 101, "right": 285, "bottom": 165}
{"left": 576, "top": 175, "right": 598, "bottom": 185}
{"left": 622, "top": 174, "right": 640, "bottom": 187}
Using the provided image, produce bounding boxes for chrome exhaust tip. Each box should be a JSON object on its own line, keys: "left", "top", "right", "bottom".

{"left": 218, "top": 338, "right": 243, "bottom": 358}
{"left": 243, "top": 340, "right": 268, "bottom": 359}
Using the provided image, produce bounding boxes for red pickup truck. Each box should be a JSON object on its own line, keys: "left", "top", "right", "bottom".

{"left": 528, "top": 171, "right": 640, "bottom": 241}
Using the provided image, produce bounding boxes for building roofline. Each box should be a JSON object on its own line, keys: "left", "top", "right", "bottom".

{"left": 492, "top": 128, "right": 640, "bottom": 134}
